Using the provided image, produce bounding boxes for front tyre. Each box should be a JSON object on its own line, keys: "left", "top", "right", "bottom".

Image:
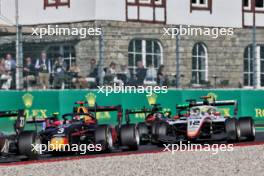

{"left": 225, "top": 118, "right": 240, "bottom": 142}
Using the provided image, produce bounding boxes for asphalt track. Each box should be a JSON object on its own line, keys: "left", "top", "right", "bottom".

{"left": 1, "top": 131, "right": 264, "bottom": 166}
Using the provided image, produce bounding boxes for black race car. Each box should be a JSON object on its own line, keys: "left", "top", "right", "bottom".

{"left": 0, "top": 110, "right": 40, "bottom": 160}
{"left": 31, "top": 103, "right": 139, "bottom": 156}
{"left": 125, "top": 104, "right": 172, "bottom": 144}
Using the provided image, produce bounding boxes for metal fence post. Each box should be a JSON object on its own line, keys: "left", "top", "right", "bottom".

{"left": 97, "top": 27, "right": 104, "bottom": 86}
{"left": 15, "top": 0, "right": 23, "bottom": 90}
{"left": 176, "top": 28, "right": 180, "bottom": 88}
{"left": 252, "top": 0, "right": 260, "bottom": 89}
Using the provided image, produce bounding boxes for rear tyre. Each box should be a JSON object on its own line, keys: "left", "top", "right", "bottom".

{"left": 120, "top": 124, "right": 139, "bottom": 150}
{"left": 137, "top": 122, "right": 149, "bottom": 144}
{"left": 154, "top": 122, "right": 168, "bottom": 147}
{"left": 156, "top": 122, "right": 168, "bottom": 137}
{"left": 238, "top": 117, "right": 255, "bottom": 141}
{"left": 95, "top": 125, "right": 113, "bottom": 152}
{"left": 225, "top": 118, "right": 240, "bottom": 142}
{"left": 151, "top": 122, "right": 168, "bottom": 141}
{"left": 151, "top": 121, "right": 160, "bottom": 136}
{"left": 18, "top": 131, "right": 41, "bottom": 160}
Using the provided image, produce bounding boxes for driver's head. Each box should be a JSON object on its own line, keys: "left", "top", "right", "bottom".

{"left": 73, "top": 115, "right": 81, "bottom": 121}
{"left": 191, "top": 108, "right": 200, "bottom": 115}
{"left": 207, "top": 108, "right": 216, "bottom": 115}
{"left": 154, "top": 112, "right": 164, "bottom": 119}
{"left": 73, "top": 115, "right": 92, "bottom": 123}
{"left": 83, "top": 115, "right": 93, "bottom": 124}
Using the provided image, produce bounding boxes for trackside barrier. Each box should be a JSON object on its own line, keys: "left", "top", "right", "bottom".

{"left": 0, "top": 89, "right": 264, "bottom": 133}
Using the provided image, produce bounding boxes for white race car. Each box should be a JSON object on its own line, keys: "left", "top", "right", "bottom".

{"left": 154, "top": 97, "right": 255, "bottom": 143}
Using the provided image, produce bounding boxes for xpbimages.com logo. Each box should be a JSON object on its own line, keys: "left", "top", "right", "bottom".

{"left": 97, "top": 84, "right": 168, "bottom": 96}
{"left": 162, "top": 25, "right": 234, "bottom": 39}
{"left": 31, "top": 25, "right": 102, "bottom": 38}
{"left": 31, "top": 142, "right": 102, "bottom": 155}
{"left": 163, "top": 142, "right": 234, "bottom": 155}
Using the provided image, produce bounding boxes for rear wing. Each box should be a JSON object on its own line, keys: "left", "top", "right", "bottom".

{"left": 206, "top": 100, "right": 238, "bottom": 117}
{"left": 125, "top": 108, "right": 153, "bottom": 115}
{"left": 125, "top": 107, "right": 152, "bottom": 124}
{"left": 26, "top": 112, "right": 60, "bottom": 124}
{"left": 82, "top": 105, "right": 123, "bottom": 127}
{"left": 26, "top": 117, "right": 49, "bottom": 124}
{"left": 125, "top": 104, "right": 164, "bottom": 124}
{"left": 181, "top": 99, "right": 238, "bottom": 117}
{"left": 191, "top": 100, "right": 237, "bottom": 107}
{"left": 0, "top": 110, "right": 24, "bottom": 118}
{"left": 176, "top": 104, "right": 190, "bottom": 110}
{"left": 0, "top": 109, "right": 25, "bottom": 134}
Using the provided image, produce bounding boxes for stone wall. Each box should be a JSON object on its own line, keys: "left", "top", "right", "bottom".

{"left": 93, "top": 21, "right": 264, "bottom": 88}
{"left": 0, "top": 21, "right": 263, "bottom": 88}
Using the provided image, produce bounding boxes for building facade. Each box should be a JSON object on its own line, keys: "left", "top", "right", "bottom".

{"left": 0, "top": 0, "right": 264, "bottom": 88}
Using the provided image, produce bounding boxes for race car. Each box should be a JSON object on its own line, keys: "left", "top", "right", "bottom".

{"left": 125, "top": 104, "right": 172, "bottom": 144}
{"left": 32, "top": 102, "right": 139, "bottom": 156}
{"left": 73, "top": 101, "right": 139, "bottom": 150}
{"left": 153, "top": 96, "right": 255, "bottom": 143}
{"left": 0, "top": 110, "right": 41, "bottom": 160}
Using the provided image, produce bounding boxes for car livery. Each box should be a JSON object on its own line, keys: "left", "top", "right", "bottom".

{"left": 33, "top": 102, "right": 139, "bottom": 156}
{"left": 155, "top": 96, "right": 255, "bottom": 143}
{"left": 125, "top": 104, "right": 172, "bottom": 144}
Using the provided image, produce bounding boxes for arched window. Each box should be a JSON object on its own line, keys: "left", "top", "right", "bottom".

{"left": 192, "top": 43, "right": 208, "bottom": 84}
{"left": 128, "top": 39, "right": 163, "bottom": 74}
{"left": 244, "top": 44, "right": 264, "bottom": 87}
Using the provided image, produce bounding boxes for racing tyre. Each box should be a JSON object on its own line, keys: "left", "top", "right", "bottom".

{"left": 120, "top": 124, "right": 139, "bottom": 150}
{"left": 225, "top": 118, "right": 240, "bottom": 142}
{"left": 18, "top": 131, "right": 41, "bottom": 160}
{"left": 95, "top": 125, "right": 114, "bottom": 152}
{"left": 238, "top": 117, "right": 255, "bottom": 141}
{"left": 156, "top": 122, "right": 168, "bottom": 137}
{"left": 137, "top": 122, "right": 149, "bottom": 144}
{"left": 151, "top": 121, "right": 160, "bottom": 136}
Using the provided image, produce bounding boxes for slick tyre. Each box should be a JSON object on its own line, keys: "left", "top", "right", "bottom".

{"left": 151, "top": 121, "right": 160, "bottom": 136}
{"left": 238, "top": 117, "right": 255, "bottom": 141}
{"left": 120, "top": 124, "right": 139, "bottom": 150}
{"left": 225, "top": 118, "right": 240, "bottom": 142}
{"left": 95, "top": 125, "right": 114, "bottom": 151}
{"left": 137, "top": 122, "right": 149, "bottom": 144}
{"left": 156, "top": 122, "right": 168, "bottom": 138}
{"left": 18, "top": 131, "right": 41, "bottom": 160}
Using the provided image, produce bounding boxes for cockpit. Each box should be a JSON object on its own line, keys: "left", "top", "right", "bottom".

{"left": 190, "top": 106, "right": 218, "bottom": 116}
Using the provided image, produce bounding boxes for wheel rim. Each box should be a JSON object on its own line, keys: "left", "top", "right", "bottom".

{"left": 236, "top": 125, "right": 241, "bottom": 140}
{"left": 33, "top": 136, "right": 41, "bottom": 155}
{"left": 135, "top": 128, "right": 140, "bottom": 146}
{"left": 106, "top": 129, "right": 113, "bottom": 149}
{"left": 252, "top": 122, "right": 256, "bottom": 137}
{"left": 0, "top": 138, "right": 9, "bottom": 153}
